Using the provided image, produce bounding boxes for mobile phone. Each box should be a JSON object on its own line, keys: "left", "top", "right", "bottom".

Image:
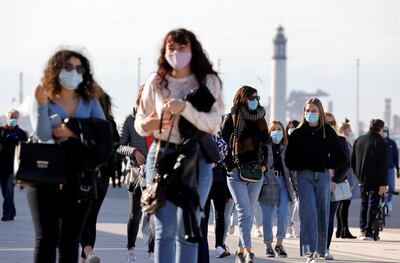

{"left": 50, "top": 114, "right": 62, "bottom": 128}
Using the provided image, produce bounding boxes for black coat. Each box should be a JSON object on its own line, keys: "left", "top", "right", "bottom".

{"left": 332, "top": 135, "right": 351, "bottom": 183}
{"left": 285, "top": 123, "right": 346, "bottom": 172}
{"left": 351, "top": 131, "right": 388, "bottom": 191}
{"left": 0, "top": 126, "right": 28, "bottom": 175}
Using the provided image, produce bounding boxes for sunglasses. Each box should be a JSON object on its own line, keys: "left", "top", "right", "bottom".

{"left": 63, "top": 62, "right": 86, "bottom": 74}
{"left": 249, "top": 95, "right": 260, "bottom": 101}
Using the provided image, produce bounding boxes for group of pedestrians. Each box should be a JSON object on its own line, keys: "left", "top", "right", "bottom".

{"left": 0, "top": 27, "right": 398, "bottom": 263}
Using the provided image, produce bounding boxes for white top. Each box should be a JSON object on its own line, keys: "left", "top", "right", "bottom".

{"left": 134, "top": 73, "right": 224, "bottom": 144}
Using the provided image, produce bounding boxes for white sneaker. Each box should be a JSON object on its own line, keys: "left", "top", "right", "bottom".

{"left": 324, "top": 250, "right": 334, "bottom": 260}
{"left": 126, "top": 251, "right": 136, "bottom": 263}
{"left": 215, "top": 246, "right": 230, "bottom": 258}
{"left": 305, "top": 252, "right": 319, "bottom": 263}
{"left": 86, "top": 254, "right": 100, "bottom": 263}
{"left": 228, "top": 225, "right": 235, "bottom": 235}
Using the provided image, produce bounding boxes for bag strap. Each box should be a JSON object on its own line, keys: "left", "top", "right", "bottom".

{"left": 152, "top": 109, "right": 175, "bottom": 181}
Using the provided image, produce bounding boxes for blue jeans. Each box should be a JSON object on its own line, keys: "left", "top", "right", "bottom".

{"left": 386, "top": 168, "right": 395, "bottom": 204}
{"left": 297, "top": 170, "right": 331, "bottom": 256}
{"left": 223, "top": 198, "right": 236, "bottom": 244}
{"left": 146, "top": 142, "right": 213, "bottom": 263}
{"left": 254, "top": 203, "right": 263, "bottom": 226}
{"left": 0, "top": 173, "right": 16, "bottom": 218}
{"left": 261, "top": 176, "right": 289, "bottom": 244}
{"left": 327, "top": 201, "right": 338, "bottom": 249}
{"left": 227, "top": 168, "right": 263, "bottom": 248}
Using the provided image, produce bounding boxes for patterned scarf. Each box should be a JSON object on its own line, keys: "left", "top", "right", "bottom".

{"left": 231, "top": 106, "right": 268, "bottom": 163}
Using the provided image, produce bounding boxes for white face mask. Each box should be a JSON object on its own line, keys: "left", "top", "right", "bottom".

{"left": 288, "top": 128, "right": 295, "bottom": 136}
{"left": 59, "top": 69, "right": 83, "bottom": 90}
{"left": 165, "top": 50, "right": 192, "bottom": 70}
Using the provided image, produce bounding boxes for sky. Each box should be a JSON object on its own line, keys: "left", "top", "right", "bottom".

{"left": 0, "top": 0, "right": 399, "bottom": 129}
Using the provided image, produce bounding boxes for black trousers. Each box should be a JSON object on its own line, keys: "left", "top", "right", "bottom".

{"left": 336, "top": 199, "right": 352, "bottom": 232}
{"left": 360, "top": 188, "right": 380, "bottom": 233}
{"left": 27, "top": 185, "right": 92, "bottom": 263}
{"left": 127, "top": 183, "right": 155, "bottom": 252}
{"left": 80, "top": 175, "right": 109, "bottom": 258}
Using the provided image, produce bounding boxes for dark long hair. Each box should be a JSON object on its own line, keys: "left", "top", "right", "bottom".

{"left": 156, "top": 28, "right": 220, "bottom": 88}
{"left": 98, "top": 90, "right": 114, "bottom": 121}
{"left": 232, "top": 85, "right": 258, "bottom": 111}
{"left": 41, "top": 49, "right": 101, "bottom": 101}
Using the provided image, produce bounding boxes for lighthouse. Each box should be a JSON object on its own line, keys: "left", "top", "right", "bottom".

{"left": 270, "top": 26, "right": 287, "bottom": 123}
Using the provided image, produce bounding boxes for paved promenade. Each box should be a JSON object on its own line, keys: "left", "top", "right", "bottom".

{"left": 1, "top": 186, "right": 399, "bottom": 263}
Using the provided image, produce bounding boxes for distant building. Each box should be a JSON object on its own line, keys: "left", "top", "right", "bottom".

{"left": 384, "top": 98, "right": 392, "bottom": 129}
{"left": 393, "top": 114, "right": 400, "bottom": 135}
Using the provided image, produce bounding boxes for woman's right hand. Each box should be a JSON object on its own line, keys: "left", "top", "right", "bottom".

{"left": 141, "top": 109, "right": 172, "bottom": 133}
{"left": 34, "top": 85, "right": 49, "bottom": 104}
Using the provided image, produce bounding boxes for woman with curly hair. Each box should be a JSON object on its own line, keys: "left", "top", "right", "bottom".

{"left": 134, "top": 28, "right": 223, "bottom": 263}
{"left": 30, "top": 49, "right": 105, "bottom": 263}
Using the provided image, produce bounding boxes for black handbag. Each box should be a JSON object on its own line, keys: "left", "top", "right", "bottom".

{"left": 14, "top": 141, "right": 66, "bottom": 185}
{"left": 239, "top": 163, "right": 263, "bottom": 182}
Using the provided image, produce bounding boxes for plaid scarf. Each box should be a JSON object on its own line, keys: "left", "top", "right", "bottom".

{"left": 231, "top": 106, "right": 268, "bottom": 163}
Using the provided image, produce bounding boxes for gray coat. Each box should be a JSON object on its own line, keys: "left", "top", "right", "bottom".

{"left": 259, "top": 144, "right": 296, "bottom": 205}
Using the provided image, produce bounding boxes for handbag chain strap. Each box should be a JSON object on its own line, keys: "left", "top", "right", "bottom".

{"left": 152, "top": 109, "right": 175, "bottom": 183}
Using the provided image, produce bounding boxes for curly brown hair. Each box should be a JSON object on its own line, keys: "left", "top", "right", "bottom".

{"left": 41, "top": 49, "right": 101, "bottom": 101}
{"left": 156, "top": 28, "right": 220, "bottom": 89}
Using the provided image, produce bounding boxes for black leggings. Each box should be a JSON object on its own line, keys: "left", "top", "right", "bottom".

{"left": 80, "top": 175, "right": 109, "bottom": 258}
{"left": 336, "top": 199, "right": 352, "bottom": 232}
{"left": 127, "top": 183, "right": 154, "bottom": 252}
{"left": 27, "top": 185, "right": 92, "bottom": 263}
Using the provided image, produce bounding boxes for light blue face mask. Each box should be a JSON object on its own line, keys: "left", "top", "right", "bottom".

{"left": 346, "top": 131, "right": 354, "bottom": 140}
{"left": 288, "top": 128, "right": 295, "bottom": 136}
{"left": 271, "top": 130, "right": 284, "bottom": 142}
{"left": 247, "top": 99, "right": 258, "bottom": 111}
{"left": 9, "top": 118, "right": 17, "bottom": 127}
{"left": 305, "top": 112, "right": 319, "bottom": 124}
{"left": 59, "top": 69, "right": 83, "bottom": 90}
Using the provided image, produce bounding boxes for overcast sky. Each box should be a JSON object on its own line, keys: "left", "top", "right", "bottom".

{"left": 0, "top": 0, "right": 399, "bottom": 127}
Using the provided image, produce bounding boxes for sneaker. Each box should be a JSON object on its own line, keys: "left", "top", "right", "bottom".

{"left": 266, "top": 247, "right": 275, "bottom": 257}
{"left": 126, "top": 251, "right": 136, "bottom": 263}
{"left": 86, "top": 254, "right": 100, "bottom": 263}
{"left": 275, "top": 244, "right": 288, "bottom": 258}
{"left": 364, "top": 232, "right": 374, "bottom": 241}
{"left": 235, "top": 252, "right": 245, "bottom": 263}
{"left": 358, "top": 230, "right": 367, "bottom": 240}
{"left": 147, "top": 252, "right": 154, "bottom": 263}
{"left": 305, "top": 252, "right": 319, "bottom": 263}
{"left": 324, "top": 250, "right": 334, "bottom": 260}
{"left": 245, "top": 252, "right": 255, "bottom": 263}
{"left": 228, "top": 225, "right": 235, "bottom": 235}
{"left": 215, "top": 246, "right": 230, "bottom": 258}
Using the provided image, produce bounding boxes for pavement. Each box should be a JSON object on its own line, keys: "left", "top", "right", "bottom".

{"left": 1, "top": 184, "right": 399, "bottom": 263}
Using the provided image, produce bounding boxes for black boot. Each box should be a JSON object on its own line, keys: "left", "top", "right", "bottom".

{"left": 335, "top": 228, "right": 342, "bottom": 238}
{"left": 341, "top": 227, "right": 356, "bottom": 239}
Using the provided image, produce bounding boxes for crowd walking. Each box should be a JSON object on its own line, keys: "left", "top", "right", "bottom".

{"left": 0, "top": 28, "right": 398, "bottom": 263}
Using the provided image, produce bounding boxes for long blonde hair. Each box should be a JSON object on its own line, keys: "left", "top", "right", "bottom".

{"left": 299, "top": 97, "right": 327, "bottom": 138}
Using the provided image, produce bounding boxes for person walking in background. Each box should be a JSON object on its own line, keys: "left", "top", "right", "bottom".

{"left": 259, "top": 120, "right": 296, "bottom": 258}
{"left": 382, "top": 126, "right": 399, "bottom": 213}
{"left": 324, "top": 112, "right": 351, "bottom": 261}
{"left": 351, "top": 119, "right": 388, "bottom": 240}
{"left": 117, "top": 85, "right": 154, "bottom": 263}
{"left": 134, "top": 28, "right": 223, "bottom": 263}
{"left": 222, "top": 85, "right": 269, "bottom": 263}
{"left": 80, "top": 90, "right": 120, "bottom": 263}
{"left": 336, "top": 121, "right": 359, "bottom": 239}
{"left": 30, "top": 49, "right": 106, "bottom": 263}
{"left": 285, "top": 97, "right": 345, "bottom": 263}
{"left": 0, "top": 109, "right": 28, "bottom": 221}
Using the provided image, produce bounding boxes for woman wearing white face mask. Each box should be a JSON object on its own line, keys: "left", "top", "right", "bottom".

{"left": 259, "top": 121, "right": 296, "bottom": 259}
{"left": 31, "top": 49, "right": 105, "bottom": 263}
{"left": 135, "top": 28, "right": 223, "bottom": 263}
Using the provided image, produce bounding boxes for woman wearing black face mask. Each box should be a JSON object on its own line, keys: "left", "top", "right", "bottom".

{"left": 221, "top": 85, "right": 269, "bottom": 263}
{"left": 31, "top": 49, "right": 106, "bottom": 263}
